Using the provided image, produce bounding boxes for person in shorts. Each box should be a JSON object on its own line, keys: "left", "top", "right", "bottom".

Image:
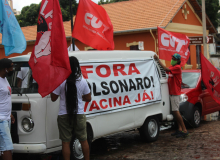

{"left": 0, "top": 58, "right": 15, "bottom": 160}
{"left": 154, "top": 53, "right": 189, "bottom": 138}
{"left": 51, "top": 56, "right": 91, "bottom": 160}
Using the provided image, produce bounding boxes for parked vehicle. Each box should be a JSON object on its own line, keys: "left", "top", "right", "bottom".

{"left": 180, "top": 70, "right": 220, "bottom": 128}
{"left": 8, "top": 51, "right": 173, "bottom": 160}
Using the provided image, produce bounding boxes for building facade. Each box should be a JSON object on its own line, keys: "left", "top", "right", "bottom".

{"left": 0, "top": 0, "right": 217, "bottom": 70}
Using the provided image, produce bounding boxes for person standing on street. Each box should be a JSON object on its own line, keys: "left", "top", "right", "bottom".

{"left": 51, "top": 56, "right": 91, "bottom": 160}
{"left": 154, "top": 53, "right": 189, "bottom": 138}
{"left": 0, "top": 58, "right": 15, "bottom": 160}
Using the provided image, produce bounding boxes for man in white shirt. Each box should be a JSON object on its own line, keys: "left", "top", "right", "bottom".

{"left": 0, "top": 58, "right": 15, "bottom": 160}
{"left": 51, "top": 56, "right": 91, "bottom": 160}
{"left": 17, "top": 67, "right": 29, "bottom": 88}
{"left": 17, "top": 67, "right": 37, "bottom": 89}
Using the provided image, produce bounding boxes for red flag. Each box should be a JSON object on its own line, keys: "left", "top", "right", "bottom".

{"left": 158, "top": 27, "right": 190, "bottom": 66}
{"left": 201, "top": 53, "right": 220, "bottom": 104}
{"left": 72, "top": 0, "right": 114, "bottom": 50}
{"left": 28, "top": 0, "right": 71, "bottom": 97}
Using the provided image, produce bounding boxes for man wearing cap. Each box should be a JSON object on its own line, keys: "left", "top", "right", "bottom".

{"left": 154, "top": 53, "right": 189, "bottom": 138}
{"left": 0, "top": 58, "right": 15, "bottom": 160}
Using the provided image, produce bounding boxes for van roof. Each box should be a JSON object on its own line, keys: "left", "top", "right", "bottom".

{"left": 10, "top": 50, "right": 155, "bottom": 62}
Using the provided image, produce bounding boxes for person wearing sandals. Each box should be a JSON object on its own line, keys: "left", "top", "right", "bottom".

{"left": 154, "top": 53, "right": 189, "bottom": 138}
{"left": 51, "top": 56, "right": 91, "bottom": 160}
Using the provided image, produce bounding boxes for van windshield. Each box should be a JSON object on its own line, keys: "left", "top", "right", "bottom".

{"left": 182, "top": 72, "right": 200, "bottom": 89}
{"left": 6, "top": 62, "right": 38, "bottom": 94}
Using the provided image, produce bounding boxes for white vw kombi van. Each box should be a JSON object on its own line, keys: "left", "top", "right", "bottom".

{"left": 8, "top": 50, "right": 172, "bottom": 160}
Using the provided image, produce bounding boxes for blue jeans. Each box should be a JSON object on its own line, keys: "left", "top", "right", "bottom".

{"left": 0, "top": 119, "right": 13, "bottom": 152}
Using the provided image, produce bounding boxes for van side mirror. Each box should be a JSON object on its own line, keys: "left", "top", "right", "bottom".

{"left": 201, "top": 81, "right": 206, "bottom": 90}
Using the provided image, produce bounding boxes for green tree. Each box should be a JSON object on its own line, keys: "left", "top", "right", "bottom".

{"left": 59, "top": 0, "right": 78, "bottom": 21}
{"left": 16, "top": 0, "right": 78, "bottom": 27}
{"left": 198, "top": 0, "right": 220, "bottom": 29}
{"left": 16, "top": 4, "right": 40, "bottom": 27}
{"left": 98, "top": 0, "right": 128, "bottom": 5}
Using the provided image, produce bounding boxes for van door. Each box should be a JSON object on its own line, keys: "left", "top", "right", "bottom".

{"left": 94, "top": 108, "right": 135, "bottom": 137}
{"left": 46, "top": 96, "right": 61, "bottom": 148}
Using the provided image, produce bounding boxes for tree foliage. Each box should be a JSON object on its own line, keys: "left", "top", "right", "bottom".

{"left": 16, "top": 4, "right": 40, "bottom": 27}
{"left": 59, "top": 0, "right": 78, "bottom": 21}
{"left": 98, "top": 0, "right": 129, "bottom": 5}
{"left": 198, "top": 0, "right": 220, "bottom": 29}
{"left": 16, "top": 0, "right": 78, "bottom": 27}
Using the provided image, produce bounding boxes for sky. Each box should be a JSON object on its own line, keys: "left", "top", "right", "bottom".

{"left": 13, "top": 0, "right": 99, "bottom": 11}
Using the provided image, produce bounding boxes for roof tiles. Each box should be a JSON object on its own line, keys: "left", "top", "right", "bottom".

{"left": 102, "top": 0, "right": 185, "bottom": 32}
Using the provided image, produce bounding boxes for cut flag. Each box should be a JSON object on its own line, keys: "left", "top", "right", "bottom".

{"left": 201, "top": 53, "right": 220, "bottom": 104}
{"left": 0, "top": 0, "right": 26, "bottom": 56}
{"left": 72, "top": 0, "right": 114, "bottom": 50}
{"left": 158, "top": 27, "right": 190, "bottom": 66}
{"left": 29, "top": 0, "right": 71, "bottom": 97}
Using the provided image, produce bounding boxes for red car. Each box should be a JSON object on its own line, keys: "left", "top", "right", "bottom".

{"left": 179, "top": 70, "right": 220, "bottom": 127}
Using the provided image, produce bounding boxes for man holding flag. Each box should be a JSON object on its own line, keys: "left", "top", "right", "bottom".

{"left": 156, "top": 27, "right": 190, "bottom": 138}
{"left": 154, "top": 54, "right": 189, "bottom": 138}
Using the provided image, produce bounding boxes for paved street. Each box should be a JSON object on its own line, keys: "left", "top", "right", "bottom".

{"left": 13, "top": 113, "right": 220, "bottom": 160}
{"left": 90, "top": 113, "right": 220, "bottom": 160}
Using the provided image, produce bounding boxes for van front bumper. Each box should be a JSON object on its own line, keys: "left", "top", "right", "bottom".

{"left": 13, "top": 144, "right": 46, "bottom": 153}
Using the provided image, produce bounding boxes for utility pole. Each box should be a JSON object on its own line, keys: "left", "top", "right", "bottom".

{"left": 202, "top": 0, "right": 207, "bottom": 58}
{"left": 69, "top": 0, "right": 75, "bottom": 51}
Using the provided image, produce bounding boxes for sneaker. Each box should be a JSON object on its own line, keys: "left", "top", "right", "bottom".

{"left": 171, "top": 130, "right": 182, "bottom": 136}
{"left": 176, "top": 131, "right": 189, "bottom": 138}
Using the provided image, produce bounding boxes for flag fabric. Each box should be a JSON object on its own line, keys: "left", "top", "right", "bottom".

{"left": 0, "top": 0, "right": 26, "bottom": 56}
{"left": 28, "top": 0, "right": 71, "bottom": 97}
{"left": 201, "top": 53, "right": 220, "bottom": 104}
{"left": 158, "top": 27, "right": 190, "bottom": 66}
{"left": 72, "top": 0, "right": 114, "bottom": 50}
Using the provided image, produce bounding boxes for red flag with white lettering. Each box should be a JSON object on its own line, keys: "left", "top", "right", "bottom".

{"left": 72, "top": 0, "right": 114, "bottom": 50}
{"left": 28, "top": 0, "right": 71, "bottom": 97}
{"left": 158, "top": 27, "right": 190, "bottom": 66}
{"left": 201, "top": 53, "right": 220, "bottom": 104}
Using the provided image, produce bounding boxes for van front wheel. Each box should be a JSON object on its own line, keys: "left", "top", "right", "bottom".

{"left": 139, "top": 116, "right": 160, "bottom": 142}
{"left": 70, "top": 137, "right": 84, "bottom": 160}
{"left": 70, "top": 125, "right": 93, "bottom": 160}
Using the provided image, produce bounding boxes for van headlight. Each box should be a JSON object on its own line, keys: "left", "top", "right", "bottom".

{"left": 22, "top": 117, "right": 34, "bottom": 132}
{"left": 179, "top": 94, "right": 188, "bottom": 103}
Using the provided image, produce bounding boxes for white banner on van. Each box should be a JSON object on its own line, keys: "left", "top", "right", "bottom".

{"left": 81, "top": 59, "right": 162, "bottom": 115}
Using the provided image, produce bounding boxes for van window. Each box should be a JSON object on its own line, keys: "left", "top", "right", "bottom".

{"left": 7, "top": 62, "right": 38, "bottom": 94}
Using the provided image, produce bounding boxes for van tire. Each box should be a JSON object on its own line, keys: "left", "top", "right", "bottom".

{"left": 139, "top": 116, "right": 160, "bottom": 142}
{"left": 191, "top": 106, "right": 201, "bottom": 128}
{"left": 70, "top": 136, "right": 84, "bottom": 160}
{"left": 70, "top": 124, "right": 93, "bottom": 160}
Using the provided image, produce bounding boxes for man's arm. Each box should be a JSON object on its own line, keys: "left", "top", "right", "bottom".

{"left": 17, "top": 78, "right": 22, "bottom": 88}
{"left": 51, "top": 93, "right": 59, "bottom": 102}
{"left": 153, "top": 55, "right": 171, "bottom": 72}
{"left": 11, "top": 114, "right": 15, "bottom": 124}
{"left": 82, "top": 93, "right": 91, "bottom": 102}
